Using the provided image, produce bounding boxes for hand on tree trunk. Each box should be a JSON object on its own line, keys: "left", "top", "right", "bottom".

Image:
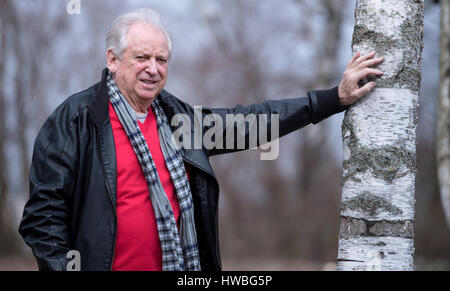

{"left": 338, "top": 51, "right": 384, "bottom": 106}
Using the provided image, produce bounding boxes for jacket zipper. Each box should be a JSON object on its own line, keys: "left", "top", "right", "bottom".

{"left": 104, "top": 176, "right": 117, "bottom": 271}
{"left": 182, "top": 157, "right": 222, "bottom": 270}
{"left": 98, "top": 127, "right": 118, "bottom": 271}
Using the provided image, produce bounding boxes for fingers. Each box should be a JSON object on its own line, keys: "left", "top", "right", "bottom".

{"left": 359, "top": 56, "right": 384, "bottom": 68}
{"left": 352, "top": 51, "right": 376, "bottom": 67}
{"left": 355, "top": 67, "right": 384, "bottom": 81}
{"left": 347, "top": 52, "right": 361, "bottom": 67}
{"left": 341, "top": 51, "right": 384, "bottom": 105}
{"left": 348, "top": 51, "right": 384, "bottom": 71}
{"left": 354, "top": 82, "right": 376, "bottom": 98}
{"left": 358, "top": 57, "right": 384, "bottom": 70}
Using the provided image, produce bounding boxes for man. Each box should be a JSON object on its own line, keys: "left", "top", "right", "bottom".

{"left": 19, "top": 8, "right": 383, "bottom": 271}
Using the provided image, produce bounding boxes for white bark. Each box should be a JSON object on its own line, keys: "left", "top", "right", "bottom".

{"left": 338, "top": 237, "right": 414, "bottom": 270}
{"left": 337, "top": 0, "right": 424, "bottom": 271}
{"left": 437, "top": 0, "right": 450, "bottom": 229}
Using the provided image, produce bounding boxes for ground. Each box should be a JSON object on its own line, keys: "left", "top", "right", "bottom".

{"left": 0, "top": 256, "right": 447, "bottom": 271}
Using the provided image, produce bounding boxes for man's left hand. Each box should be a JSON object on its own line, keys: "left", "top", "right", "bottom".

{"left": 338, "top": 51, "right": 384, "bottom": 106}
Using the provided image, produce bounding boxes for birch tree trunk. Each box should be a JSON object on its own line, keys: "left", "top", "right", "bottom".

{"left": 337, "top": 0, "right": 424, "bottom": 271}
{"left": 437, "top": 0, "right": 450, "bottom": 229}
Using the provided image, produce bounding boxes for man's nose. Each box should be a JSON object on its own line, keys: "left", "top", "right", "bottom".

{"left": 145, "top": 58, "right": 158, "bottom": 75}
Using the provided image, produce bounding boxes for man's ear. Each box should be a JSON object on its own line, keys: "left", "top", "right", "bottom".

{"left": 106, "top": 49, "right": 118, "bottom": 73}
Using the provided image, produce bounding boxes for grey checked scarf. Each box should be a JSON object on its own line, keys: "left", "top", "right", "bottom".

{"left": 107, "top": 73, "right": 201, "bottom": 271}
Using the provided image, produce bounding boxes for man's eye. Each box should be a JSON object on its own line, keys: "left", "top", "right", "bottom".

{"left": 157, "top": 58, "right": 167, "bottom": 64}
{"left": 136, "top": 56, "right": 145, "bottom": 61}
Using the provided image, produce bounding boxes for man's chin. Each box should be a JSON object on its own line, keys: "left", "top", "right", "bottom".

{"left": 137, "top": 91, "right": 159, "bottom": 102}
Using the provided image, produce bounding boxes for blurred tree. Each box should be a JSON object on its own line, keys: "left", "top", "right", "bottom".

{"left": 0, "top": 0, "right": 69, "bottom": 256}
{"left": 337, "top": 0, "right": 424, "bottom": 270}
{"left": 193, "top": 0, "right": 347, "bottom": 265}
{"left": 0, "top": 0, "right": 21, "bottom": 255}
{"left": 437, "top": 0, "right": 450, "bottom": 229}
{"left": 296, "top": 0, "right": 345, "bottom": 200}
{"left": 292, "top": 0, "right": 346, "bottom": 264}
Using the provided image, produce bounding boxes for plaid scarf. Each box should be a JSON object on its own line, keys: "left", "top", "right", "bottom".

{"left": 107, "top": 73, "right": 201, "bottom": 271}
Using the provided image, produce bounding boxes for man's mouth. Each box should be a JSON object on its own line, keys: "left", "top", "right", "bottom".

{"left": 140, "top": 79, "right": 159, "bottom": 85}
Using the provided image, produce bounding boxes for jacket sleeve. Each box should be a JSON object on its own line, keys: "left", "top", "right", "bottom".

{"left": 204, "top": 87, "right": 345, "bottom": 156}
{"left": 18, "top": 108, "right": 78, "bottom": 271}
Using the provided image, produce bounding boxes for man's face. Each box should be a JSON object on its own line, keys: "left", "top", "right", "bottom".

{"left": 108, "top": 22, "right": 169, "bottom": 111}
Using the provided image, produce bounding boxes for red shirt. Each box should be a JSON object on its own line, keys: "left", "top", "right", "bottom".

{"left": 109, "top": 102, "right": 182, "bottom": 271}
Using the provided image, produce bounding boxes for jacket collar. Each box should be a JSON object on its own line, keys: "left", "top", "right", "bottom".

{"left": 87, "top": 68, "right": 110, "bottom": 127}
{"left": 87, "top": 68, "right": 216, "bottom": 179}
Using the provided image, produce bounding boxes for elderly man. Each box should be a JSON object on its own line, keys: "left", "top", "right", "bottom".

{"left": 19, "top": 8, "right": 383, "bottom": 271}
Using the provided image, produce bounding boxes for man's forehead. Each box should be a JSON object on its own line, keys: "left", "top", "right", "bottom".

{"left": 126, "top": 23, "right": 169, "bottom": 54}
{"left": 128, "top": 43, "right": 169, "bottom": 56}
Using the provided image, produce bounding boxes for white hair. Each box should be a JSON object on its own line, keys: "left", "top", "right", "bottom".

{"left": 106, "top": 8, "right": 173, "bottom": 60}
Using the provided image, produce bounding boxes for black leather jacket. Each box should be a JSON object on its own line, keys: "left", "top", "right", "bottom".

{"left": 19, "top": 68, "right": 345, "bottom": 271}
